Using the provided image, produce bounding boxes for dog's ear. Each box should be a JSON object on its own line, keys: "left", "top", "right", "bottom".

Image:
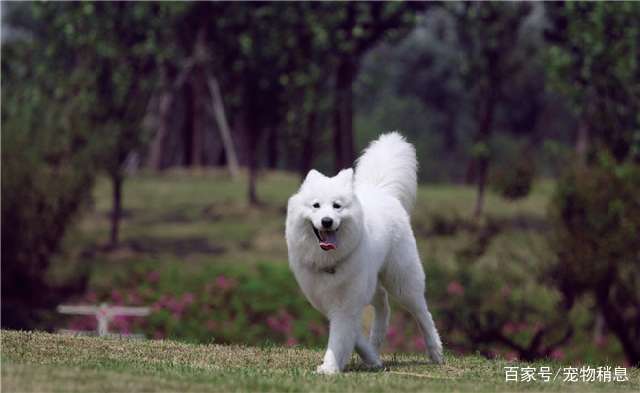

{"left": 303, "top": 169, "right": 325, "bottom": 185}
{"left": 335, "top": 168, "right": 354, "bottom": 188}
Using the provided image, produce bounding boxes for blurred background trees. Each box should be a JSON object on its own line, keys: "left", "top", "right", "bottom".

{"left": 1, "top": 48, "right": 96, "bottom": 328}
{"left": 544, "top": 2, "right": 640, "bottom": 364}
{"left": 2, "top": 2, "right": 638, "bottom": 364}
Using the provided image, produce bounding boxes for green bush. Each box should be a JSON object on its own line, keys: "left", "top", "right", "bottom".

{"left": 432, "top": 239, "right": 573, "bottom": 361}
{"left": 67, "top": 261, "right": 327, "bottom": 347}
{"left": 1, "top": 43, "right": 100, "bottom": 328}
{"left": 490, "top": 154, "right": 536, "bottom": 200}
{"left": 547, "top": 156, "right": 640, "bottom": 364}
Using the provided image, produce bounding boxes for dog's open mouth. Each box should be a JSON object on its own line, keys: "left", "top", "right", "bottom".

{"left": 312, "top": 225, "right": 338, "bottom": 251}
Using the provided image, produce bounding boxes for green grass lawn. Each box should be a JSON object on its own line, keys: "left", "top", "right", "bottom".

{"left": 2, "top": 330, "right": 637, "bottom": 392}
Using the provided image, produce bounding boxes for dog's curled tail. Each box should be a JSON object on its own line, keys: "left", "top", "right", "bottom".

{"left": 355, "top": 132, "right": 417, "bottom": 213}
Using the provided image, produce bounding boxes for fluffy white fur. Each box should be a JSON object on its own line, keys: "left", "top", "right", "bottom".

{"left": 285, "top": 132, "right": 443, "bottom": 374}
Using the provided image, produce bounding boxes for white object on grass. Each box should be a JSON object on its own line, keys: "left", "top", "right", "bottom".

{"left": 57, "top": 303, "right": 150, "bottom": 338}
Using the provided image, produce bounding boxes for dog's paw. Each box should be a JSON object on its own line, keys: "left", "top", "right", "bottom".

{"left": 363, "top": 360, "right": 384, "bottom": 370}
{"left": 428, "top": 345, "right": 444, "bottom": 364}
{"left": 316, "top": 363, "right": 340, "bottom": 375}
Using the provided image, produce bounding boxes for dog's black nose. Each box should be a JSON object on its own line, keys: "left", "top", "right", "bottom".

{"left": 321, "top": 217, "right": 333, "bottom": 229}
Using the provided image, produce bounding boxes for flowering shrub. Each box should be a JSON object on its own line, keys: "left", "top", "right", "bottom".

{"left": 66, "top": 261, "right": 437, "bottom": 353}
{"left": 66, "top": 253, "right": 573, "bottom": 358}
{"left": 64, "top": 220, "right": 630, "bottom": 363}
{"left": 431, "top": 245, "right": 576, "bottom": 362}
{"left": 67, "top": 262, "right": 327, "bottom": 347}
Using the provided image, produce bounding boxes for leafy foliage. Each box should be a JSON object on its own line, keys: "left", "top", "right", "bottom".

{"left": 543, "top": 2, "right": 640, "bottom": 364}
{"left": 1, "top": 2, "right": 176, "bottom": 324}
{"left": 548, "top": 156, "right": 640, "bottom": 363}
{"left": 1, "top": 42, "right": 98, "bottom": 328}
{"left": 545, "top": 2, "right": 640, "bottom": 161}
{"left": 490, "top": 153, "right": 536, "bottom": 200}
{"left": 65, "top": 262, "right": 326, "bottom": 347}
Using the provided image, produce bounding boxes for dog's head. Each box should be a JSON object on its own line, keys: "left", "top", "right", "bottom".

{"left": 286, "top": 168, "right": 363, "bottom": 254}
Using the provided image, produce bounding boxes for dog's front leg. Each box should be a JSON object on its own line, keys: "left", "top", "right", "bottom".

{"left": 317, "top": 314, "right": 358, "bottom": 374}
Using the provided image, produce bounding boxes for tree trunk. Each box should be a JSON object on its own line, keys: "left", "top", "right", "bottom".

{"left": 191, "top": 68, "right": 207, "bottom": 168}
{"left": 242, "top": 108, "right": 261, "bottom": 206}
{"left": 266, "top": 127, "right": 278, "bottom": 169}
{"left": 575, "top": 120, "right": 590, "bottom": 167}
{"left": 333, "top": 57, "right": 357, "bottom": 172}
{"left": 443, "top": 110, "right": 458, "bottom": 154}
{"left": 247, "top": 132, "right": 260, "bottom": 205}
{"left": 147, "top": 87, "right": 173, "bottom": 170}
{"left": 182, "top": 82, "right": 195, "bottom": 166}
{"left": 109, "top": 173, "right": 123, "bottom": 247}
{"left": 207, "top": 74, "right": 240, "bottom": 179}
{"left": 146, "top": 62, "right": 194, "bottom": 170}
{"left": 471, "top": 86, "right": 498, "bottom": 219}
{"left": 598, "top": 288, "right": 640, "bottom": 365}
{"left": 300, "top": 110, "right": 317, "bottom": 180}
{"left": 472, "top": 158, "right": 489, "bottom": 219}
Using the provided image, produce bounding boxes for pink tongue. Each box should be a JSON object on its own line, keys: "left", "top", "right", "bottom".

{"left": 319, "top": 231, "right": 337, "bottom": 251}
{"left": 320, "top": 243, "right": 336, "bottom": 251}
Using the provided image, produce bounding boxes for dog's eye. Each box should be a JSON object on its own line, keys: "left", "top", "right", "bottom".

{"left": 312, "top": 203, "right": 320, "bottom": 209}
{"left": 333, "top": 203, "right": 342, "bottom": 209}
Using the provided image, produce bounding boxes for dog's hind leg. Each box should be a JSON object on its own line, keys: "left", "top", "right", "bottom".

{"left": 383, "top": 239, "right": 444, "bottom": 364}
{"left": 401, "top": 291, "right": 443, "bottom": 364}
{"left": 369, "top": 284, "right": 390, "bottom": 352}
{"left": 355, "top": 331, "right": 383, "bottom": 368}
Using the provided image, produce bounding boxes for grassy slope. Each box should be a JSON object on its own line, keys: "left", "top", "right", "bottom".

{"left": 2, "top": 331, "right": 638, "bottom": 392}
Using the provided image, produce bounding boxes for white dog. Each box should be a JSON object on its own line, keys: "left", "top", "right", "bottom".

{"left": 285, "top": 132, "right": 443, "bottom": 374}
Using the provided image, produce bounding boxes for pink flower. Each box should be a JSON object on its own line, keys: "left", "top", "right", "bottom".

{"left": 386, "top": 324, "right": 403, "bottom": 349}
{"left": 111, "top": 315, "right": 131, "bottom": 334}
{"left": 551, "top": 348, "right": 565, "bottom": 360}
{"left": 386, "top": 326, "right": 398, "bottom": 340}
{"left": 267, "top": 316, "right": 280, "bottom": 332}
{"left": 86, "top": 291, "right": 97, "bottom": 303}
{"left": 308, "top": 321, "right": 326, "bottom": 336}
{"left": 69, "top": 316, "right": 95, "bottom": 331}
{"left": 182, "top": 293, "right": 195, "bottom": 306}
{"left": 502, "top": 322, "right": 517, "bottom": 335}
{"left": 215, "top": 275, "right": 236, "bottom": 291}
{"left": 151, "top": 300, "right": 164, "bottom": 312}
{"left": 168, "top": 299, "right": 184, "bottom": 316}
{"left": 447, "top": 281, "right": 465, "bottom": 296}
{"left": 594, "top": 335, "right": 608, "bottom": 348}
{"left": 111, "top": 290, "right": 123, "bottom": 304}
{"left": 505, "top": 351, "right": 518, "bottom": 361}
{"left": 266, "top": 310, "right": 294, "bottom": 334}
{"left": 286, "top": 337, "right": 298, "bottom": 346}
{"left": 485, "top": 350, "right": 498, "bottom": 359}
{"left": 147, "top": 271, "right": 160, "bottom": 283}
{"left": 127, "top": 291, "right": 142, "bottom": 305}
{"left": 413, "top": 335, "right": 426, "bottom": 351}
